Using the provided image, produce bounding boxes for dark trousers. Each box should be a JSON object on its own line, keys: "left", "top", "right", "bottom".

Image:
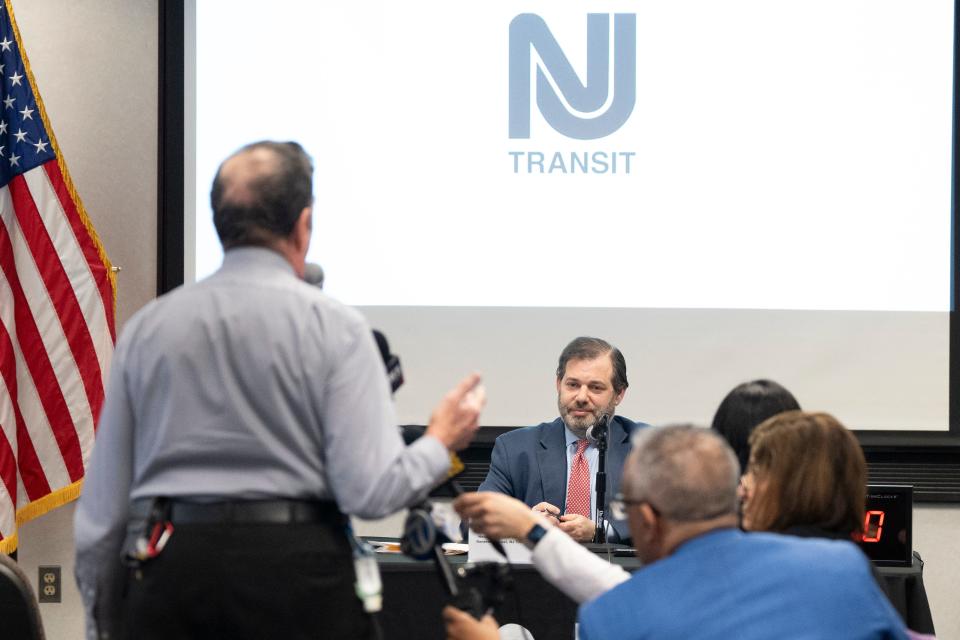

{"left": 121, "top": 520, "right": 372, "bottom": 640}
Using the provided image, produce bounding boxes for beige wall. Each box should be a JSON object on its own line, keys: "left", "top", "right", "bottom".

{"left": 7, "top": 2, "right": 958, "bottom": 640}
{"left": 913, "top": 506, "right": 960, "bottom": 638}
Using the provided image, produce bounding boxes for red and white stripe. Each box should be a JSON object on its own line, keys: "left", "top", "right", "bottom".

{"left": 0, "top": 159, "right": 114, "bottom": 549}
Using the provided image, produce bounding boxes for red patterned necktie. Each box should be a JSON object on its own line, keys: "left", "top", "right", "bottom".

{"left": 565, "top": 439, "right": 591, "bottom": 519}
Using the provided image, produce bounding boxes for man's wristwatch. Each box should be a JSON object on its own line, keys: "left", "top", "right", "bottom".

{"left": 524, "top": 523, "right": 549, "bottom": 549}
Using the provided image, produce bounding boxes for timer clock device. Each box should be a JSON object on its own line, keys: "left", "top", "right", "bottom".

{"left": 856, "top": 485, "right": 913, "bottom": 567}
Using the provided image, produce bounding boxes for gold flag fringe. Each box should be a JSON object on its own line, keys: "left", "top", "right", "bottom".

{"left": 0, "top": 480, "right": 83, "bottom": 554}
{"left": 0, "top": 531, "right": 18, "bottom": 555}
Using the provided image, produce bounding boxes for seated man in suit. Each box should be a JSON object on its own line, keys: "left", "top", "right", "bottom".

{"left": 476, "top": 336, "right": 647, "bottom": 542}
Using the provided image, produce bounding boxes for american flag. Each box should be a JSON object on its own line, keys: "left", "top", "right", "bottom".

{"left": 0, "top": 2, "right": 115, "bottom": 554}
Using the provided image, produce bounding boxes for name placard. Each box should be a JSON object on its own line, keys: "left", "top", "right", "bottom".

{"left": 467, "top": 529, "right": 533, "bottom": 564}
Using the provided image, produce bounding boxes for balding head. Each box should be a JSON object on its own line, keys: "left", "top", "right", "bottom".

{"left": 625, "top": 425, "right": 740, "bottom": 522}
{"left": 211, "top": 141, "right": 314, "bottom": 249}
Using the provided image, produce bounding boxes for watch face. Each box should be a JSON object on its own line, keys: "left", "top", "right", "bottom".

{"left": 527, "top": 523, "right": 548, "bottom": 545}
{"left": 856, "top": 485, "right": 912, "bottom": 566}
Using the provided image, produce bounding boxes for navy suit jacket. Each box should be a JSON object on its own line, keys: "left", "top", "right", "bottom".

{"left": 477, "top": 416, "right": 645, "bottom": 542}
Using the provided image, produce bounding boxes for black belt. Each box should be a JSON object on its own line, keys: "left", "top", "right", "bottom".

{"left": 130, "top": 498, "right": 345, "bottom": 525}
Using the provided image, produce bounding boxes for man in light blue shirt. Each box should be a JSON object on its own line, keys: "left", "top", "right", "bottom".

{"left": 74, "top": 141, "right": 483, "bottom": 640}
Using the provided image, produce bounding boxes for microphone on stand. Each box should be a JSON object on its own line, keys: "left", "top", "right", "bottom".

{"left": 586, "top": 413, "right": 609, "bottom": 444}
{"left": 588, "top": 414, "right": 610, "bottom": 544}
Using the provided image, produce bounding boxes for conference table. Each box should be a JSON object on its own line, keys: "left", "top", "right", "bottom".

{"left": 370, "top": 541, "right": 935, "bottom": 639}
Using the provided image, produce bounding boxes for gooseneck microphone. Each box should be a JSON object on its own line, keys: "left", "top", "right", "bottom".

{"left": 586, "top": 413, "right": 609, "bottom": 444}
{"left": 589, "top": 414, "right": 610, "bottom": 543}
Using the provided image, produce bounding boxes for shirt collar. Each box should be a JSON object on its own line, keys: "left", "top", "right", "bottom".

{"left": 671, "top": 527, "right": 741, "bottom": 556}
{"left": 220, "top": 246, "right": 296, "bottom": 277}
{"left": 564, "top": 424, "right": 587, "bottom": 448}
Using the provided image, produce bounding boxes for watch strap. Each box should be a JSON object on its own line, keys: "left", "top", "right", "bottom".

{"left": 525, "top": 523, "right": 548, "bottom": 549}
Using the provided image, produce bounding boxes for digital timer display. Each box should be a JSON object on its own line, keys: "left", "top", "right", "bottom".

{"left": 856, "top": 486, "right": 912, "bottom": 566}
{"left": 861, "top": 510, "right": 885, "bottom": 543}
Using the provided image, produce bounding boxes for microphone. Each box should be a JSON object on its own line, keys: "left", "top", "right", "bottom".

{"left": 300, "top": 265, "right": 402, "bottom": 393}
{"left": 373, "top": 329, "right": 404, "bottom": 393}
{"left": 303, "top": 262, "right": 325, "bottom": 288}
{"left": 589, "top": 414, "right": 610, "bottom": 543}
{"left": 587, "top": 413, "right": 609, "bottom": 443}
{"left": 300, "top": 268, "right": 403, "bottom": 395}
{"left": 303, "top": 263, "right": 404, "bottom": 394}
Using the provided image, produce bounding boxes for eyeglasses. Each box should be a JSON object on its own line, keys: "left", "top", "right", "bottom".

{"left": 610, "top": 494, "right": 734, "bottom": 522}
{"left": 609, "top": 493, "right": 661, "bottom": 520}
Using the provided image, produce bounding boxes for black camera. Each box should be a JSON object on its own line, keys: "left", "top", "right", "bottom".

{"left": 401, "top": 502, "right": 511, "bottom": 619}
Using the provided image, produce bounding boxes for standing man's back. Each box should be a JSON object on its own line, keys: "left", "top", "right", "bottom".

{"left": 107, "top": 249, "right": 418, "bottom": 515}
{"left": 74, "top": 141, "right": 484, "bottom": 640}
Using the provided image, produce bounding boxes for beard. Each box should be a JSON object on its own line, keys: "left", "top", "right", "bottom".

{"left": 558, "top": 396, "right": 617, "bottom": 439}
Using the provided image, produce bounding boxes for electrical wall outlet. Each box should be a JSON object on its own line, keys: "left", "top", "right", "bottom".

{"left": 38, "top": 565, "right": 61, "bottom": 603}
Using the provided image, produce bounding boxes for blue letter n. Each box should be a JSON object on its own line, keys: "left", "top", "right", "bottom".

{"left": 509, "top": 13, "right": 636, "bottom": 140}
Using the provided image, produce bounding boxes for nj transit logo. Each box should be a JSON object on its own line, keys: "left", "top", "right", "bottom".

{"left": 509, "top": 13, "right": 636, "bottom": 140}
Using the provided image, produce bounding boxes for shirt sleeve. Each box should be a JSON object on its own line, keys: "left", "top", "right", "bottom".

{"left": 532, "top": 526, "right": 630, "bottom": 604}
{"left": 316, "top": 313, "right": 449, "bottom": 519}
{"left": 74, "top": 331, "right": 137, "bottom": 640}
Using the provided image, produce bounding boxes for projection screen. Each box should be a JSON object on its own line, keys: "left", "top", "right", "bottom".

{"left": 185, "top": 1, "right": 957, "bottom": 431}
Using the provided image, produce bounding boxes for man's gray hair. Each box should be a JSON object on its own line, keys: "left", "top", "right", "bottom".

{"left": 626, "top": 425, "right": 740, "bottom": 522}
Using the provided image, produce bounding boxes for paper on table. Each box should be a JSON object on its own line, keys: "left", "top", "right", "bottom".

{"left": 466, "top": 528, "right": 532, "bottom": 564}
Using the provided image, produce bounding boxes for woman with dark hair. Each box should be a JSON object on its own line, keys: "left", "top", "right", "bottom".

{"left": 710, "top": 380, "right": 801, "bottom": 473}
{"left": 740, "top": 411, "right": 866, "bottom": 540}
